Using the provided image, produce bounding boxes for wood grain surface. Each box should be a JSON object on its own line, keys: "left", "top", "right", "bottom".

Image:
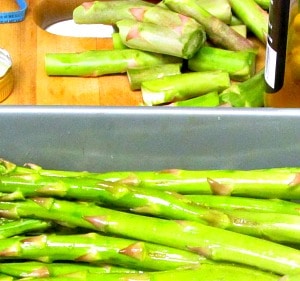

{"left": 0, "top": 0, "right": 265, "bottom": 106}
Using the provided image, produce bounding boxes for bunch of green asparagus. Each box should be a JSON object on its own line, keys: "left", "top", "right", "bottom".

{"left": 0, "top": 157, "right": 300, "bottom": 281}
{"left": 45, "top": 0, "right": 271, "bottom": 107}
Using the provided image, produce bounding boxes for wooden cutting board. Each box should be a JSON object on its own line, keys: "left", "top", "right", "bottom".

{"left": 0, "top": 0, "right": 265, "bottom": 106}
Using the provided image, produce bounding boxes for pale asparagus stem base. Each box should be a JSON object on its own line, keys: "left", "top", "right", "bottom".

{"left": 219, "top": 68, "right": 266, "bottom": 107}
{"left": 228, "top": 0, "right": 269, "bottom": 44}
{"left": 188, "top": 46, "right": 257, "bottom": 81}
{"left": 127, "top": 63, "right": 182, "bottom": 90}
{"left": 116, "top": 19, "right": 206, "bottom": 59}
{"left": 163, "top": 0, "right": 256, "bottom": 51}
{"left": 45, "top": 49, "right": 182, "bottom": 77}
{"left": 141, "top": 71, "right": 230, "bottom": 105}
{"left": 169, "top": 91, "right": 220, "bottom": 107}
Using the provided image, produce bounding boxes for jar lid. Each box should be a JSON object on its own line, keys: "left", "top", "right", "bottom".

{"left": 0, "top": 48, "right": 14, "bottom": 102}
{"left": 0, "top": 48, "right": 12, "bottom": 78}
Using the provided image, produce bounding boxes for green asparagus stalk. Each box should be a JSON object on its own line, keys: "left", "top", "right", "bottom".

{"left": 163, "top": 0, "right": 256, "bottom": 51}
{"left": 228, "top": 0, "right": 269, "bottom": 44}
{"left": 141, "top": 71, "right": 230, "bottom": 105}
{"left": 280, "top": 273, "right": 300, "bottom": 281}
{"left": 0, "top": 218, "right": 51, "bottom": 239}
{"left": 0, "top": 231, "right": 206, "bottom": 270}
{"left": 0, "top": 198, "right": 300, "bottom": 275}
{"left": 73, "top": 1, "right": 155, "bottom": 25}
{"left": 2, "top": 158, "right": 300, "bottom": 199}
{"left": 219, "top": 68, "right": 266, "bottom": 107}
{"left": 168, "top": 91, "right": 220, "bottom": 107}
{"left": 7, "top": 263, "right": 280, "bottom": 281}
{"left": 219, "top": 210, "right": 300, "bottom": 245}
{"left": 112, "top": 33, "right": 127, "bottom": 50}
{"left": 45, "top": 49, "right": 182, "bottom": 77}
{"left": 254, "top": 0, "right": 270, "bottom": 10}
{"left": 194, "top": 0, "right": 232, "bottom": 24}
{"left": 116, "top": 19, "right": 205, "bottom": 59}
{"left": 127, "top": 63, "right": 182, "bottom": 90}
{"left": 188, "top": 46, "right": 257, "bottom": 81}
{"left": 0, "top": 261, "right": 138, "bottom": 278}
{"left": 0, "top": 275, "right": 13, "bottom": 281}
{"left": 231, "top": 25, "right": 248, "bottom": 38}
{"left": 186, "top": 195, "right": 300, "bottom": 215}
{"left": 0, "top": 172, "right": 231, "bottom": 228}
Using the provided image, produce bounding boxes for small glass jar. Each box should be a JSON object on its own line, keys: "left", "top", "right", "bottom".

{"left": 264, "top": 0, "right": 300, "bottom": 107}
{"left": 0, "top": 48, "right": 14, "bottom": 102}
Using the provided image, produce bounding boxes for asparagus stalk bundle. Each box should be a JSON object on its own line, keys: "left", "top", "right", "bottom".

{"left": 163, "top": 0, "right": 255, "bottom": 51}
{"left": 0, "top": 197, "right": 300, "bottom": 275}
{"left": 0, "top": 158, "right": 300, "bottom": 280}
{"left": 1, "top": 164, "right": 300, "bottom": 244}
{"left": 2, "top": 158, "right": 300, "bottom": 199}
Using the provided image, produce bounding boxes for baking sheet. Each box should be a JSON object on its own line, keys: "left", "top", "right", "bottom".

{"left": 0, "top": 106, "right": 299, "bottom": 171}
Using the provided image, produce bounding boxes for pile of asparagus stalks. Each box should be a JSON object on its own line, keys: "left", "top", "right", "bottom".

{"left": 45, "top": 0, "right": 270, "bottom": 107}
{"left": 0, "top": 158, "right": 300, "bottom": 281}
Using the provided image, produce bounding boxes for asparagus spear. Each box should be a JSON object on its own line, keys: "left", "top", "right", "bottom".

{"left": 127, "top": 63, "right": 182, "bottom": 90}
{"left": 0, "top": 198, "right": 300, "bottom": 275}
{"left": 254, "top": 0, "right": 270, "bottom": 10}
{"left": 0, "top": 275, "right": 13, "bottom": 281}
{"left": 0, "top": 218, "right": 51, "bottom": 239}
{"left": 0, "top": 261, "right": 138, "bottom": 278}
{"left": 2, "top": 159, "right": 300, "bottom": 199}
{"left": 112, "top": 33, "right": 127, "bottom": 50}
{"left": 219, "top": 68, "right": 266, "bottom": 107}
{"left": 194, "top": 0, "right": 232, "bottom": 24}
{"left": 280, "top": 273, "right": 300, "bottom": 281}
{"left": 228, "top": 0, "right": 269, "bottom": 44}
{"left": 163, "top": 0, "right": 255, "bottom": 51}
{"left": 45, "top": 49, "right": 182, "bottom": 77}
{"left": 221, "top": 210, "right": 300, "bottom": 245}
{"left": 116, "top": 19, "right": 205, "bottom": 59}
{"left": 186, "top": 195, "right": 300, "bottom": 215}
{"left": 0, "top": 232, "right": 206, "bottom": 270}
{"left": 168, "top": 91, "right": 220, "bottom": 107}
{"left": 188, "top": 46, "right": 257, "bottom": 81}
{"left": 7, "top": 263, "right": 280, "bottom": 281}
{"left": 0, "top": 172, "right": 231, "bottom": 228}
{"left": 141, "top": 71, "right": 230, "bottom": 105}
{"left": 73, "top": 0, "right": 155, "bottom": 25}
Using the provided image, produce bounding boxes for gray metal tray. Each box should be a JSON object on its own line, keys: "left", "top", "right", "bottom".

{"left": 0, "top": 106, "right": 300, "bottom": 171}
